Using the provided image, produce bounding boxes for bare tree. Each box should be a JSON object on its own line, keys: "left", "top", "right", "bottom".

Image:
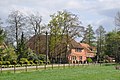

{"left": 0, "top": 18, "right": 3, "bottom": 26}
{"left": 7, "top": 10, "right": 26, "bottom": 53}
{"left": 115, "top": 11, "right": 120, "bottom": 30}
{"left": 27, "top": 12, "right": 45, "bottom": 54}
{"left": 27, "top": 13, "right": 42, "bottom": 35}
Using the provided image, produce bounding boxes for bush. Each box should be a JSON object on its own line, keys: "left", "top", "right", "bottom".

{"left": 39, "top": 60, "right": 43, "bottom": 64}
{"left": 19, "top": 61, "right": 24, "bottom": 66}
{"left": 20, "top": 58, "right": 28, "bottom": 64}
{"left": 27, "top": 53, "right": 39, "bottom": 61}
{"left": 34, "top": 60, "right": 38, "bottom": 64}
{"left": 2, "top": 61, "right": 6, "bottom": 65}
{"left": 12, "top": 60, "right": 17, "bottom": 65}
{"left": 24, "top": 61, "right": 29, "bottom": 64}
{"left": 5, "top": 61, "right": 11, "bottom": 65}
{"left": 38, "top": 54, "right": 46, "bottom": 61}
{"left": 0, "top": 61, "right": 2, "bottom": 65}
{"left": 29, "top": 61, "right": 34, "bottom": 64}
{"left": 104, "top": 60, "right": 109, "bottom": 63}
{"left": 87, "top": 58, "right": 93, "bottom": 63}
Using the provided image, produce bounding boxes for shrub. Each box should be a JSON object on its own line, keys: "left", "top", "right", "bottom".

{"left": 27, "top": 52, "right": 38, "bottom": 61}
{"left": 39, "top": 60, "right": 43, "bottom": 64}
{"left": 0, "top": 61, "right": 2, "bottom": 65}
{"left": 38, "top": 54, "right": 46, "bottom": 61}
{"left": 2, "top": 61, "right": 6, "bottom": 65}
{"left": 104, "top": 60, "right": 109, "bottom": 63}
{"left": 34, "top": 60, "right": 38, "bottom": 64}
{"left": 20, "top": 58, "right": 28, "bottom": 64}
{"left": 5, "top": 61, "right": 11, "bottom": 65}
{"left": 19, "top": 61, "right": 24, "bottom": 66}
{"left": 29, "top": 61, "right": 34, "bottom": 64}
{"left": 87, "top": 58, "right": 93, "bottom": 63}
{"left": 43, "top": 61, "right": 46, "bottom": 64}
{"left": 12, "top": 60, "right": 17, "bottom": 65}
{"left": 24, "top": 60, "right": 29, "bottom": 64}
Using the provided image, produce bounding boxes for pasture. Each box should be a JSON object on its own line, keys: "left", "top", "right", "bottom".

{"left": 0, "top": 64, "right": 120, "bottom": 80}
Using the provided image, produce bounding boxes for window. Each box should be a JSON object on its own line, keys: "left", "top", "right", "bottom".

{"left": 75, "top": 48, "right": 82, "bottom": 52}
{"left": 79, "top": 56, "right": 82, "bottom": 60}
{"left": 72, "top": 56, "right": 76, "bottom": 60}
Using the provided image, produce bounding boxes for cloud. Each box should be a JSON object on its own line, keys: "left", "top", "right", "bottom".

{"left": 0, "top": 0, "right": 120, "bottom": 32}
{"left": 98, "top": 8, "right": 120, "bottom": 18}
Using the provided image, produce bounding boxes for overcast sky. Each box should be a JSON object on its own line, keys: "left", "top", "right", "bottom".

{"left": 0, "top": 0, "right": 120, "bottom": 32}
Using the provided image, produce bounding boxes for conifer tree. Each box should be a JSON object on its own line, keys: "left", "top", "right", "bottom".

{"left": 82, "top": 24, "right": 95, "bottom": 46}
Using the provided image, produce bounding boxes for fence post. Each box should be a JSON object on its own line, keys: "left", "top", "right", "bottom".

{"left": 0, "top": 64, "right": 2, "bottom": 73}
{"left": 14, "top": 64, "right": 16, "bottom": 73}
{"left": 36, "top": 64, "right": 38, "bottom": 70}
{"left": 26, "top": 64, "right": 27, "bottom": 72}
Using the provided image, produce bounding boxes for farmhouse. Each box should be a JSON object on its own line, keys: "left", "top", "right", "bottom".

{"left": 27, "top": 35, "right": 96, "bottom": 63}
{"left": 68, "top": 43, "right": 95, "bottom": 64}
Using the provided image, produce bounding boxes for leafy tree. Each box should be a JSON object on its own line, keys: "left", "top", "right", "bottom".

{"left": 0, "top": 19, "right": 5, "bottom": 44}
{"left": 2, "top": 46, "right": 17, "bottom": 62}
{"left": 48, "top": 10, "right": 84, "bottom": 63}
{"left": 96, "top": 26, "right": 106, "bottom": 62}
{"left": 105, "top": 30, "right": 120, "bottom": 63}
{"left": 82, "top": 24, "right": 95, "bottom": 46}
{"left": 0, "top": 19, "right": 6, "bottom": 61}
{"left": 48, "top": 13, "right": 62, "bottom": 62}
{"left": 49, "top": 10, "right": 84, "bottom": 42}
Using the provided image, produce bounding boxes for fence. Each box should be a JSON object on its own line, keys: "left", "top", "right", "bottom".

{"left": 0, "top": 63, "right": 97, "bottom": 73}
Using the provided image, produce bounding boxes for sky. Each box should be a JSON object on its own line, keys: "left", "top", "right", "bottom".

{"left": 0, "top": 0, "right": 120, "bottom": 32}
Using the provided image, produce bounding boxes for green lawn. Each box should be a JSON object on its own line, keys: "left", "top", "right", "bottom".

{"left": 0, "top": 64, "right": 120, "bottom": 80}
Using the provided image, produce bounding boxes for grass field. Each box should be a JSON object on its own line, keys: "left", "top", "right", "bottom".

{"left": 0, "top": 64, "right": 120, "bottom": 80}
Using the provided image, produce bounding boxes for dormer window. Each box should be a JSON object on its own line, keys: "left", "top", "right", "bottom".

{"left": 75, "top": 48, "right": 82, "bottom": 52}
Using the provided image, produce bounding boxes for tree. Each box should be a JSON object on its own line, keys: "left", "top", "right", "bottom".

{"left": 7, "top": 10, "right": 26, "bottom": 53}
{"left": 0, "top": 19, "right": 6, "bottom": 61}
{"left": 17, "top": 32, "right": 28, "bottom": 60}
{"left": 105, "top": 30, "right": 120, "bottom": 63}
{"left": 48, "top": 14, "right": 62, "bottom": 63}
{"left": 82, "top": 24, "right": 95, "bottom": 46}
{"left": 0, "top": 18, "right": 5, "bottom": 44}
{"left": 48, "top": 10, "right": 84, "bottom": 63}
{"left": 49, "top": 10, "right": 84, "bottom": 41}
{"left": 96, "top": 26, "right": 106, "bottom": 62}
{"left": 27, "top": 12, "right": 43, "bottom": 36}
{"left": 27, "top": 12, "right": 45, "bottom": 54}
{"left": 115, "top": 11, "right": 120, "bottom": 30}
{"left": 2, "top": 46, "right": 17, "bottom": 62}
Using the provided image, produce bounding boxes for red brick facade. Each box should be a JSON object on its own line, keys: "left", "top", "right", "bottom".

{"left": 68, "top": 43, "right": 95, "bottom": 64}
